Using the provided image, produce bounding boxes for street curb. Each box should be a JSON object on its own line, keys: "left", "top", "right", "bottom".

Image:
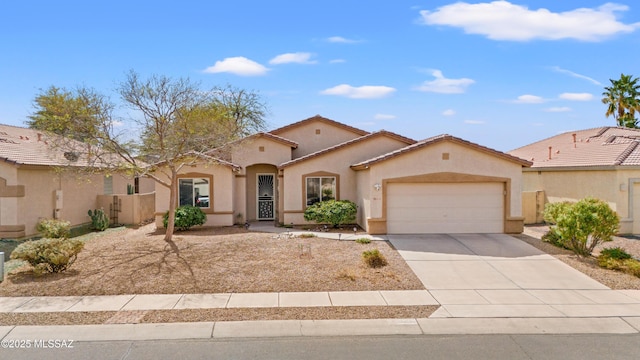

{"left": 1, "top": 317, "right": 639, "bottom": 342}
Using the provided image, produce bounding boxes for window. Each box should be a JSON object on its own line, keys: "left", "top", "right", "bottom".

{"left": 103, "top": 176, "right": 113, "bottom": 195}
{"left": 179, "top": 178, "right": 210, "bottom": 208}
{"left": 134, "top": 177, "right": 140, "bottom": 194}
{"left": 306, "top": 176, "right": 336, "bottom": 206}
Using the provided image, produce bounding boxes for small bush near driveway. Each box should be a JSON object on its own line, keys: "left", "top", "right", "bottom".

{"left": 543, "top": 197, "right": 619, "bottom": 257}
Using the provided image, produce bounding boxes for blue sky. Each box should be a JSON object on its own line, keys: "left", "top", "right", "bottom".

{"left": 1, "top": 1, "right": 639, "bottom": 151}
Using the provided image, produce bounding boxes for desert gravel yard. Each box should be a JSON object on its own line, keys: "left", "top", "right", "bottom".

{"left": 0, "top": 224, "right": 424, "bottom": 296}
{"left": 0, "top": 224, "right": 435, "bottom": 325}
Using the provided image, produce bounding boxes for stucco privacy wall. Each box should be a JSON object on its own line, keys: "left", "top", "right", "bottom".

{"left": 361, "top": 141, "right": 523, "bottom": 232}
{"left": 281, "top": 135, "right": 411, "bottom": 225}
{"left": 97, "top": 193, "right": 155, "bottom": 225}
{"left": 272, "top": 121, "right": 364, "bottom": 159}
{"left": 521, "top": 168, "right": 640, "bottom": 234}
{"left": 154, "top": 163, "right": 235, "bottom": 228}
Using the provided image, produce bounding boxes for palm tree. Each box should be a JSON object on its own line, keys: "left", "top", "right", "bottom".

{"left": 602, "top": 74, "right": 640, "bottom": 128}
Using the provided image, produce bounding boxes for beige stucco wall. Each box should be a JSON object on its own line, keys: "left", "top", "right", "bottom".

{"left": 231, "top": 137, "right": 293, "bottom": 171}
{"left": 364, "top": 141, "right": 524, "bottom": 222}
{"left": 274, "top": 121, "right": 364, "bottom": 159}
{"left": 15, "top": 168, "right": 104, "bottom": 237}
{"left": 355, "top": 169, "right": 371, "bottom": 229}
{"left": 281, "top": 135, "right": 410, "bottom": 225}
{"left": 153, "top": 163, "right": 235, "bottom": 228}
{"left": 521, "top": 168, "right": 640, "bottom": 234}
{"left": 0, "top": 162, "right": 21, "bottom": 235}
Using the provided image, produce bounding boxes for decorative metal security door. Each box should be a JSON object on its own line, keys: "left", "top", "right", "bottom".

{"left": 257, "top": 174, "right": 275, "bottom": 220}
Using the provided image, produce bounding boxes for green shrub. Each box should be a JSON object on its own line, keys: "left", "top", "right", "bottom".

{"left": 542, "top": 198, "right": 619, "bottom": 257}
{"left": 11, "top": 237, "right": 84, "bottom": 274}
{"left": 362, "top": 249, "right": 387, "bottom": 268}
{"left": 36, "top": 219, "right": 71, "bottom": 239}
{"left": 88, "top": 208, "right": 110, "bottom": 231}
{"left": 542, "top": 201, "right": 572, "bottom": 224}
{"left": 541, "top": 230, "right": 569, "bottom": 249}
{"left": 163, "top": 205, "right": 206, "bottom": 231}
{"left": 303, "top": 200, "right": 357, "bottom": 228}
{"left": 355, "top": 238, "right": 371, "bottom": 244}
{"left": 600, "top": 247, "right": 632, "bottom": 260}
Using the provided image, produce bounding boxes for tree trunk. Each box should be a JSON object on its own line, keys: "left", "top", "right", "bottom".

{"left": 164, "top": 167, "right": 178, "bottom": 242}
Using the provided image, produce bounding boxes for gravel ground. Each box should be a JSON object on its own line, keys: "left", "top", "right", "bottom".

{"left": 517, "top": 225, "right": 640, "bottom": 290}
{"left": 0, "top": 224, "right": 423, "bottom": 296}
{"left": 0, "top": 224, "right": 431, "bottom": 325}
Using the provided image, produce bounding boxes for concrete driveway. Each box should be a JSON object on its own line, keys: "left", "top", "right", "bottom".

{"left": 388, "top": 233, "right": 640, "bottom": 318}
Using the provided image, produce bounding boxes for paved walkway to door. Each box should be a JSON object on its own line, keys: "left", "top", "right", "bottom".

{"left": 388, "top": 233, "right": 640, "bottom": 318}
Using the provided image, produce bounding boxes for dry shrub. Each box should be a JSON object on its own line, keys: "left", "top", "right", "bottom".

{"left": 362, "top": 249, "right": 388, "bottom": 268}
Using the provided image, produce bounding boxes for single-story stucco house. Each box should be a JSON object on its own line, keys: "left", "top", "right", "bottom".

{"left": 0, "top": 124, "right": 155, "bottom": 239}
{"left": 154, "top": 115, "right": 531, "bottom": 234}
{"left": 509, "top": 126, "right": 640, "bottom": 234}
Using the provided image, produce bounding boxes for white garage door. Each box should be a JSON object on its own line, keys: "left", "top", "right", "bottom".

{"left": 386, "top": 182, "right": 504, "bottom": 234}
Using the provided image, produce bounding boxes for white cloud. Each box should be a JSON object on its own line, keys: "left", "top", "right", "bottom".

{"left": 326, "top": 36, "right": 359, "bottom": 43}
{"left": 419, "top": 1, "right": 640, "bottom": 41}
{"left": 513, "top": 94, "right": 545, "bottom": 103}
{"left": 550, "top": 66, "right": 601, "bottom": 85}
{"left": 442, "top": 109, "right": 456, "bottom": 116}
{"left": 464, "top": 120, "right": 485, "bottom": 125}
{"left": 559, "top": 92, "right": 594, "bottom": 101}
{"left": 269, "top": 52, "right": 317, "bottom": 65}
{"left": 544, "top": 106, "right": 572, "bottom": 112}
{"left": 320, "top": 84, "right": 396, "bottom": 99}
{"left": 415, "top": 70, "right": 474, "bottom": 94}
{"left": 329, "top": 59, "right": 346, "bottom": 64}
{"left": 374, "top": 113, "right": 397, "bottom": 120}
{"left": 203, "top": 57, "right": 269, "bottom": 76}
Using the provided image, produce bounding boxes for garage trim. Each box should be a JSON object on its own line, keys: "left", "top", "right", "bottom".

{"left": 367, "top": 172, "right": 523, "bottom": 234}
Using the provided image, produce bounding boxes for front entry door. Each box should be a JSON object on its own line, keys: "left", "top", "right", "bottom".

{"left": 257, "top": 174, "right": 275, "bottom": 220}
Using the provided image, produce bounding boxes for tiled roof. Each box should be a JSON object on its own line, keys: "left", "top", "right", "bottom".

{"left": 351, "top": 134, "right": 532, "bottom": 170}
{"left": 269, "top": 114, "right": 370, "bottom": 136}
{"left": 279, "top": 130, "right": 416, "bottom": 168}
{"left": 508, "top": 127, "right": 640, "bottom": 168}
{"left": 0, "top": 123, "right": 91, "bottom": 167}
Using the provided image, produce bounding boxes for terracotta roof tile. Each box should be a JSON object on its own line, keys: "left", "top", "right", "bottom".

{"left": 508, "top": 127, "right": 640, "bottom": 168}
{"left": 0, "top": 123, "right": 91, "bottom": 167}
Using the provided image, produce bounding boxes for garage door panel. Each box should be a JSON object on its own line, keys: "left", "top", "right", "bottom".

{"left": 386, "top": 182, "right": 503, "bottom": 234}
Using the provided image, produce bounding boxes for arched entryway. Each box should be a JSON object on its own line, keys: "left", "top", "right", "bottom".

{"left": 245, "top": 164, "right": 278, "bottom": 221}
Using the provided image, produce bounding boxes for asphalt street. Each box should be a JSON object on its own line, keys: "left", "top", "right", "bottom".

{"left": 1, "top": 334, "right": 639, "bottom": 360}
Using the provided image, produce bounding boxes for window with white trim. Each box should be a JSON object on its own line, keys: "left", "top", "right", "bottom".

{"left": 306, "top": 176, "right": 336, "bottom": 206}
{"left": 179, "top": 178, "right": 210, "bottom": 208}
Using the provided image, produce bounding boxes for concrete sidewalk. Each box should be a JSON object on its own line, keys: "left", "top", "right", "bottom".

{"left": 0, "top": 290, "right": 438, "bottom": 313}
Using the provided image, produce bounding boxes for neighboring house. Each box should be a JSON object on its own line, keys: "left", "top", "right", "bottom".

{"left": 154, "top": 115, "right": 531, "bottom": 234}
{"left": 0, "top": 124, "right": 154, "bottom": 239}
{"left": 509, "top": 126, "right": 640, "bottom": 234}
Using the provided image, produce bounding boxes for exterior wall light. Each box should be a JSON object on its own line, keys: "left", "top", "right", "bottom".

{"left": 374, "top": 183, "right": 381, "bottom": 191}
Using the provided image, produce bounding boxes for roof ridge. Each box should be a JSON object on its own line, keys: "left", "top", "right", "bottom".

{"left": 508, "top": 127, "right": 611, "bottom": 152}
{"left": 269, "top": 115, "right": 369, "bottom": 136}
{"left": 615, "top": 140, "right": 640, "bottom": 165}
